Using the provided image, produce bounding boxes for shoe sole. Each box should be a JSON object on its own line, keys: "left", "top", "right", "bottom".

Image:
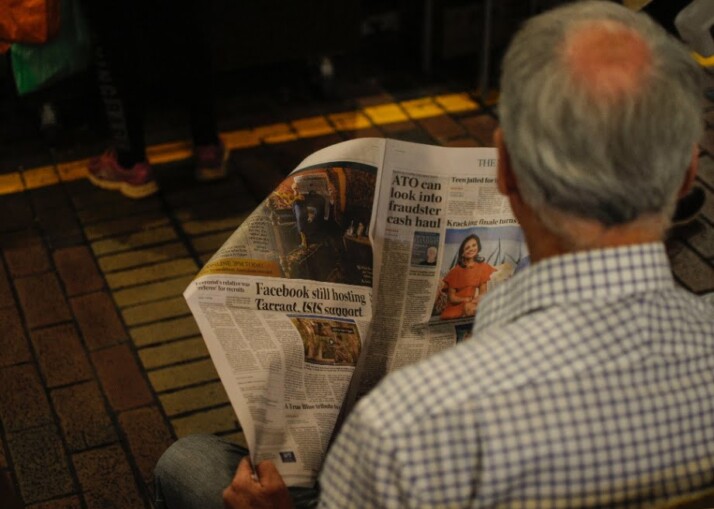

{"left": 195, "top": 147, "right": 229, "bottom": 182}
{"left": 88, "top": 173, "right": 159, "bottom": 199}
{"left": 195, "top": 166, "right": 228, "bottom": 182}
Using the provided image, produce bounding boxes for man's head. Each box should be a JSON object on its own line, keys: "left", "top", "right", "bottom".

{"left": 497, "top": 1, "right": 702, "bottom": 247}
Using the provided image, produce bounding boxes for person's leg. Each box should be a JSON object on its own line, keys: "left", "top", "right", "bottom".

{"left": 163, "top": 0, "right": 227, "bottom": 181}
{"left": 80, "top": 0, "right": 158, "bottom": 198}
{"left": 82, "top": 0, "right": 148, "bottom": 166}
{"left": 154, "top": 434, "right": 319, "bottom": 509}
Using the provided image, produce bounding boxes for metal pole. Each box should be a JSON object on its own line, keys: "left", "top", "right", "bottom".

{"left": 423, "top": 0, "right": 434, "bottom": 75}
{"left": 478, "top": 0, "right": 493, "bottom": 100}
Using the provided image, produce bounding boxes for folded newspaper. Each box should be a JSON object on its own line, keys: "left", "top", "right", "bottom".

{"left": 184, "top": 138, "right": 529, "bottom": 487}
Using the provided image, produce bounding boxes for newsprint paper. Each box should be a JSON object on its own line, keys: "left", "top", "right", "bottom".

{"left": 184, "top": 138, "right": 529, "bottom": 487}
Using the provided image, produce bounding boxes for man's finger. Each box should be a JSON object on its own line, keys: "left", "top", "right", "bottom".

{"left": 255, "top": 460, "right": 287, "bottom": 489}
{"left": 233, "top": 457, "right": 257, "bottom": 487}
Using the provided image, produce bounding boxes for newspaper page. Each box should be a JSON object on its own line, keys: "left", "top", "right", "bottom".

{"left": 185, "top": 138, "right": 529, "bottom": 487}
{"left": 344, "top": 139, "right": 528, "bottom": 406}
{"left": 185, "top": 139, "right": 384, "bottom": 487}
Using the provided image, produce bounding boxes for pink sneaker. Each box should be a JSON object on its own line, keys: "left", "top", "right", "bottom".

{"left": 194, "top": 142, "right": 228, "bottom": 182}
{"left": 88, "top": 150, "right": 158, "bottom": 199}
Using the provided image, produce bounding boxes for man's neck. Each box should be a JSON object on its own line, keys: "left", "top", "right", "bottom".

{"left": 517, "top": 204, "right": 666, "bottom": 264}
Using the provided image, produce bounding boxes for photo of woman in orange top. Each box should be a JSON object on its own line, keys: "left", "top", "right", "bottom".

{"left": 439, "top": 234, "right": 495, "bottom": 319}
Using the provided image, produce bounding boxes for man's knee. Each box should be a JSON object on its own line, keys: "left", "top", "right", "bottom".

{"left": 155, "top": 434, "right": 220, "bottom": 480}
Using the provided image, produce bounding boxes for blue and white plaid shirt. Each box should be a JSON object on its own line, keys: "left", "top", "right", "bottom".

{"left": 319, "top": 243, "right": 714, "bottom": 508}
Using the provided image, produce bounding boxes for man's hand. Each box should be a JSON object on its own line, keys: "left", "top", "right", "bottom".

{"left": 222, "top": 457, "right": 294, "bottom": 509}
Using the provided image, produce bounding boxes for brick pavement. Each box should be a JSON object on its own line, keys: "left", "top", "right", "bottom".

{"left": 0, "top": 82, "right": 712, "bottom": 508}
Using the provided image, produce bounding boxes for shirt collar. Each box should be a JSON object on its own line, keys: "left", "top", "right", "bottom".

{"left": 473, "top": 243, "right": 675, "bottom": 334}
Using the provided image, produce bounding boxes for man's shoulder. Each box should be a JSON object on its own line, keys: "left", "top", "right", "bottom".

{"left": 357, "top": 323, "right": 545, "bottom": 434}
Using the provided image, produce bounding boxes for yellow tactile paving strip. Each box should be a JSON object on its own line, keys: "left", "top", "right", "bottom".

{"left": 0, "top": 93, "right": 486, "bottom": 196}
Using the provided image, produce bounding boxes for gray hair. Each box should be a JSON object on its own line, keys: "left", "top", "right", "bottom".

{"left": 498, "top": 0, "right": 702, "bottom": 228}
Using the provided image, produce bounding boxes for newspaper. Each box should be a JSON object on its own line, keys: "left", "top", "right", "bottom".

{"left": 184, "top": 138, "right": 529, "bottom": 487}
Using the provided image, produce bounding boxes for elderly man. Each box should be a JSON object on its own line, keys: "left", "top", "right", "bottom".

{"left": 155, "top": 2, "right": 714, "bottom": 507}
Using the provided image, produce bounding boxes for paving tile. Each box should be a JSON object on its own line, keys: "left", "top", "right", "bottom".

{"left": 6, "top": 424, "right": 74, "bottom": 504}
{"left": 253, "top": 122, "right": 297, "bottom": 143}
{"left": 57, "top": 159, "right": 89, "bottom": 183}
{"left": 700, "top": 184, "right": 714, "bottom": 224}
{"left": 35, "top": 206, "right": 85, "bottom": 249}
{"left": 0, "top": 435, "right": 6, "bottom": 468}
{"left": 26, "top": 495, "right": 82, "bottom": 509}
{"left": 71, "top": 292, "right": 128, "bottom": 350}
{"left": 2, "top": 231, "right": 51, "bottom": 277}
{"left": 170, "top": 405, "right": 240, "bottom": 438}
{"left": 122, "top": 296, "right": 192, "bottom": 327}
{"left": 434, "top": 93, "right": 480, "bottom": 113}
{"left": 355, "top": 92, "right": 395, "bottom": 108}
{"left": 138, "top": 336, "right": 209, "bottom": 370}
{"left": 444, "top": 137, "right": 481, "bottom": 147}
{"left": 389, "top": 127, "right": 439, "bottom": 145}
{"left": 460, "top": 113, "right": 499, "bottom": 146}
{"left": 0, "top": 173, "right": 24, "bottom": 196}
{"left": 672, "top": 219, "right": 714, "bottom": 260}
{"left": 698, "top": 154, "right": 714, "bottom": 189}
{"left": 377, "top": 119, "right": 419, "bottom": 137}
{"left": 130, "top": 316, "right": 201, "bottom": 347}
{"left": 328, "top": 111, "right": 372, "bottom": 131}
{"left": 76, "top": 199, "right": 162, "bottom": 225}
{"left": 0, "top": 260, "right": 14, "bottom": 308}
{"left": 30, "top": 324, "right": 93, "bottom": 388}
{"left": 0, "top": 193, "right": 34, "bottom": 232}
{"left": 338, "top": 126, "right": 385, "bottom": 140}
{"left": 22, "top": 166, "right": 59, "bottom": 190}
{"left": 291, "top": 116, "right": 335, "bottom": 138}
{"left": 72, "top": 445, "right": 144, "bottom": 509}
{"left": 419, "top": 115, "right": 467, "bottom": 144}
{"left": 118, "top": 406, "right": 174, "bottom": 488}
{"left": 29, "top": 184, "right": 71, "bottom": 211}
{"left": 83, "top": 213, "right": 171, "bottom": 241}
{"left": 104, "top": 258, "right": 197, "bottom": 290}
{"left": 230, "top": 147, "right": 292, "bottom": 202}
{"left": 14, "top": 273, "right": 72, "bottom": 329}
{"left": 0, "top": 470, "right": 23, "bottom": 509}
{"left": 163, "top": 174, "right": 251, "bottom": 209}
{"left": 222, "top": 129, "right": 260, "bottom": 150}
{"left": 363, "top": 103, "right": 410, "bottom": 125}
{"left": 91, "top": 226, "right": 178, "bottom": 257}
{"left": 147, "top": 140, "right": 193, "bottom": 165}
{"left": 401, "top": 97, "right": 445, "bottom": 120}
{"left": 172, "top": 197, "right": 257, "bottom": 226}
{"left": 159, "top": 381, "right": 230, "bottom": 417}
{"left": 192, "top": 231, "right": 233, "bottom": 254}
{"left": 180, "top": 213, "right": 251, "bottom": 236}
{"left": 92, "top": 344, "right": 154, "bottom": 412}
{"left": 98, "top": 242, "right": 189, "bottom": 273}
{"left": 53, "top": 246, "right": 104, "bottom": 296}
{"left": 0, "top": 306, "right": 32, "bottom": 367}
{"left": 51, "top": 381, "right": 117, "bottom": 451}
{"left": 148, "top": 358, "right": 219, "bottom": 393}
{"left": 0, "top": 364, "right": 53, "bottom": 431}
{"left": 112, "top": 275, "right": 194, "bottom": 308}
{"left": 69, "top": 182, "right": 144, "bottom": 210}
{"left": 669, "top": 241, "right": 714, "bottom": 294}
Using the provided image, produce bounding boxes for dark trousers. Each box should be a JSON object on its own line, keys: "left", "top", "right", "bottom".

{"left": 81, "top": 0, "right": 218, "bottom": 165}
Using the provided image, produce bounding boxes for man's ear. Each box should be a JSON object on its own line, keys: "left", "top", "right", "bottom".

{"left": 678, "top": 145, "right": 699, "bottom": 198}
{"left": 494, "top": 128, "right": 518, "bottom": 197}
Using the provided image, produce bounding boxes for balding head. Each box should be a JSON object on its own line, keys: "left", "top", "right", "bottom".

{"left": 498, "top": 1, "right": 702, "bottom": 240}
{"left": 564, "top": 21, "right": 652, "bottom": 100}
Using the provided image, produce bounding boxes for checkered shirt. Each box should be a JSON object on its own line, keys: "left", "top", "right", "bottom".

{"left": 319, "top": 243, "right": 714, "bottom": 508}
